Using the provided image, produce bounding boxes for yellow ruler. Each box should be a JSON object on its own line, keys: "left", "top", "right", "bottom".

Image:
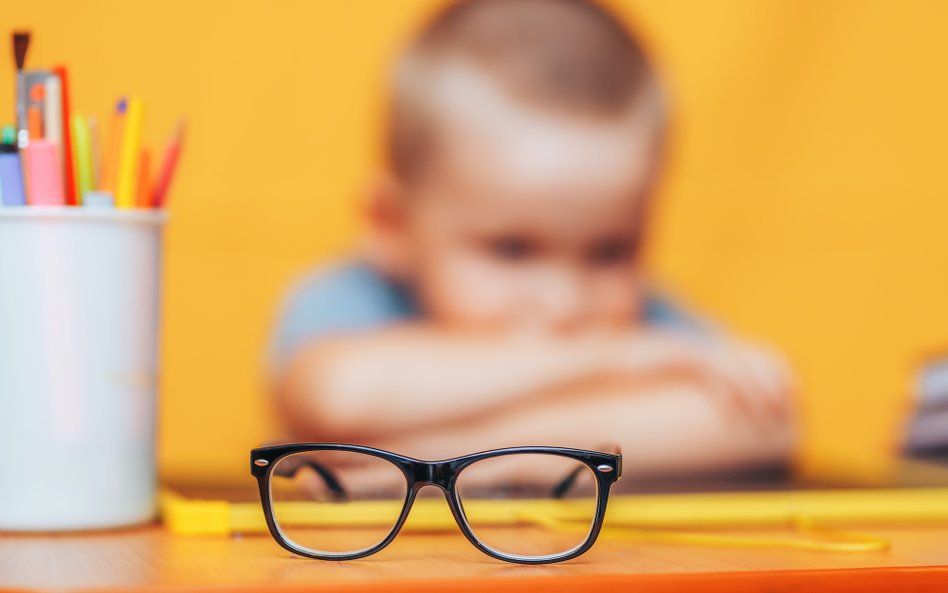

{"left": 160, "top": 487, "right": 948, "bottom": 552}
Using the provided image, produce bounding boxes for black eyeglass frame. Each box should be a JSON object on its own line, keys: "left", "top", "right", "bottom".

{"left": 250, "top": 443, "right": 622, "bottom": 564}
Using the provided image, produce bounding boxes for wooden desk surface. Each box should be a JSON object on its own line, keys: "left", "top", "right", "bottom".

{"left": 2, "top": 523, "right": 948, "bottom": 593}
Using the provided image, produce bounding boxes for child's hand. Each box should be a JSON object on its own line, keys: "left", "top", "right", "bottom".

{"left": 614, "top": 331, "right": 795, "bottom": 426}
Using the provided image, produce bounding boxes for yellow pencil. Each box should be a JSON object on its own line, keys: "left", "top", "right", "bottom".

{"left": 98, "top": 99, "right": 126, "bottom": 193}
{"left": 88, "top": 115, "right": 101, "bottom": 186}
{"left": 115, "top": 96, "right": 144, "bottom": 208}
{"left": 70, "top": 115, "right": 93, "bottom": 204}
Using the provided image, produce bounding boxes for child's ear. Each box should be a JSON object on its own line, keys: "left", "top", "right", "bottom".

{"left": 362, "top": 171, "right": 413, "bottom": 280}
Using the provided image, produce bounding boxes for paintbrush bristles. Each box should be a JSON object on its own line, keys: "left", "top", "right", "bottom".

{"left": 13, "top": 31, "right": 30, "bottom": 69}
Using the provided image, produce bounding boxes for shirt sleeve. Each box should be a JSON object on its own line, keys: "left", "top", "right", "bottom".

{"left": 641, "top": 290, "right": 712, "bottom": 334}
{"left": 269, "top": 261, "right": 418, "bottom": 369}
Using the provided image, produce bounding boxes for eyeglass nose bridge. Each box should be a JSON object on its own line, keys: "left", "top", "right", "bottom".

{"left": 408, "top": 460, "right": 455, "bottom": 491}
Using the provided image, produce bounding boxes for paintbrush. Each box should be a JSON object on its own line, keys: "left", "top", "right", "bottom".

{"left": 12, "top": 31, "right": 31, "bottom": 149}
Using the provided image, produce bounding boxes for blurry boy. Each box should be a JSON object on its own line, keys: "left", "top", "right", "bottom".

{"left": 272, "top": 0, "right": 795, "bottom": 479}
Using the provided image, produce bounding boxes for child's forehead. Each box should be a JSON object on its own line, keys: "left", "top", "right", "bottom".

{"left": 419, "top": 67, "right": 656, "bottom": 205}
{"left": 429, "top": 60, "right": 653, "bottom": 137}
{"left": 431, "top": 65, "right": 655, "bottom": 179}
{"left": 416, "top": 143, "right": 652, "bottom": 231}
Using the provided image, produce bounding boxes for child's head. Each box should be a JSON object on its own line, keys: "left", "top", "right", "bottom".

{"left": 368, "top": 0, "right": 666, "bottom": 334}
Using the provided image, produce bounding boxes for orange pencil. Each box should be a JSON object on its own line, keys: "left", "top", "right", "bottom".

{"left": 98, "top": 98, "right": 127, "bottom": 192}
{"left": 136, "top": 149, "right": 151, "bottom": 208}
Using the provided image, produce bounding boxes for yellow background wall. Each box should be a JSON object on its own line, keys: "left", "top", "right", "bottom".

{"left": 4, "top": 1, "right": 947, "bottom": 483}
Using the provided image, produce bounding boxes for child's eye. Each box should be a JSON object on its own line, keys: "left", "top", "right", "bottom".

{"left": 486, "top": 236, "right": 539, "bottom": 261}
{"left": 587, "top": 238, "right": 635, "bottom": 266}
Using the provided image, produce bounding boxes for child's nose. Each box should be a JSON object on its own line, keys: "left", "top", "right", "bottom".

{"left": 529, "top": 268, "right": 588, "bottom": 334}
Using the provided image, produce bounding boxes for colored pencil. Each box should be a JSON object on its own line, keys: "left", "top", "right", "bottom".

{"left": 71, "top": 115, "right": 93, "bottom": 203}
{"left": 98, "top": 98, "right": 127, "bottom": 193}
{"left": 136, "top": 149, "right": 151, "bottom": 208}
{"left": 152, "top": 119, "right": 185, "bottom": 208}
{"left": 53, "top": 66, "right": 77, "bottom": 205}
{"left": 87, "top": 115, "right": 101, "bottom": 184}
{"left": 115, "top": 96, "right": 143, "bottom": 208}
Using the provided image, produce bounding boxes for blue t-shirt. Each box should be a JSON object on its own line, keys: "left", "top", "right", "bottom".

{"left": 271, "top": 260, "right": 699, "bottom": 366}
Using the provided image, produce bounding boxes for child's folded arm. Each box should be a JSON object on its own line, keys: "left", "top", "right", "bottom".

{"left": 276, "top": 325, "right": 619, "bottom": 441}
{"left": 276, "top": 325, "right": 793, "bottom": 443}
{"left": 364, "top": 381, "right": 797, "bottom": 479}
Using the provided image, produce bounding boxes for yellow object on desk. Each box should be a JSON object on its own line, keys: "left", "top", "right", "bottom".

{"left": 159, "top": 487, "right": 948, "bottom": 553}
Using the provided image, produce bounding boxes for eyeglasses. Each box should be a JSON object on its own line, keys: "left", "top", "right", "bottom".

{"left": 250, "top": 444, "right": 622, "bottom": 564}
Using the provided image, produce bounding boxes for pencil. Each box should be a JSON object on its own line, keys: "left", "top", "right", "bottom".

{"left": 54, "top": 66, "right": 77, "bottom": 205}
{"left": 87, "top": 115, "right": 101, "bottom": 184}
{"left": 115, "top": 96, "right": 143, "bottom": 208}
{"left": 152, "top": 119, "right": 185, "bottom": 208}
{"left": 136, "top": 149, "right": 151, "bottom": 208}
{"left": 71, "top": 115, "right": 93, "bottom": 203}
{"left": 98, "top": 98, "right": 127, "bottom": 193}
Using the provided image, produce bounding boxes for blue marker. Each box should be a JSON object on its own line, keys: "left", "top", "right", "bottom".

{"left": 0, "top": 142, "right": 26, "bottom": 206}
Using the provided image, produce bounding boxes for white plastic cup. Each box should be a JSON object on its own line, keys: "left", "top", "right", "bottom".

{"left": 0, "top": 207, "right": 165, "bottom": 530}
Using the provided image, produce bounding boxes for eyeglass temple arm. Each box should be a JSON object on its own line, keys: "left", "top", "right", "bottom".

{"left": 273, "top": 459, "right": 349, "bottom": 499}
{"left": 551, "top": 466, "right": 584, "bottom": 499}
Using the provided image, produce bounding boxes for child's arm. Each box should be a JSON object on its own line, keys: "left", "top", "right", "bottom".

{"left": 354, "top": 381, "right": 796, "bottom": 481}
{"left": 276, "top": 325, "right": 792, "bottom": 442}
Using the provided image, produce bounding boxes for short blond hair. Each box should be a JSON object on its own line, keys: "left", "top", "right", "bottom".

{"left": 388, "top": 0, "right": 664, "bottom": 181}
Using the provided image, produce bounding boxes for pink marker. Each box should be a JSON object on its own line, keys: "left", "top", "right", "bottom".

{"left": 24, "top": 139, "right": 65, "bottom": 206}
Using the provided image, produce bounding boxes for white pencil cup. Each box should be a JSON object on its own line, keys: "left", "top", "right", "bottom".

{"left": 0, "top": 208, "right": 165, "bottom": 531}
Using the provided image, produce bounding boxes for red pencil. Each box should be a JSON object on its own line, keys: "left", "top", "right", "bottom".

{"left": 151, "top": 119, "right": 185, "bottom": 208}
{"left": 53, "top": 66, "right": 77, "bottom": 205}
